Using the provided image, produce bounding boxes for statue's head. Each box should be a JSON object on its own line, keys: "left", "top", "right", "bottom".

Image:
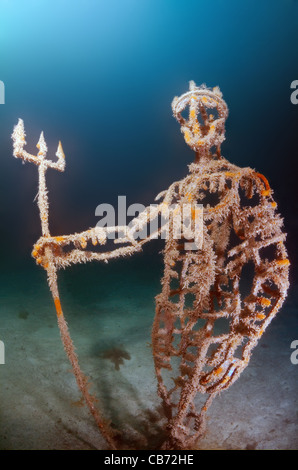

{"left": 172, "top": 81, "right": 228, "bottom": 156}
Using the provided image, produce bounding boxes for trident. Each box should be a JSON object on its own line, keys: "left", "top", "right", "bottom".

{"left": 11, "top": 119, "right": 118, "bottom": 450}
{"left": 12, "top": 119, "right": 65, "bottom": 237}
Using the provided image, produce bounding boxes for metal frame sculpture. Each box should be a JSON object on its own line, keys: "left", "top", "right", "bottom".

{"left": 12, "top": 82, "right": 290, "bottom": 450}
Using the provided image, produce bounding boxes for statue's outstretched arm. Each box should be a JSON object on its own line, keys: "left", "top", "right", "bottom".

{"left": 32, "top": 201, "right": 167, "bottom": 269}
{"left": 12, "top": 118, "right": 181, "bottom": 270}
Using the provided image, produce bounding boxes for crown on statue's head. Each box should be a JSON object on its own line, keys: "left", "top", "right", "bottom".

{"left": 172, "top": 81, "right": 228, "bottom": 154}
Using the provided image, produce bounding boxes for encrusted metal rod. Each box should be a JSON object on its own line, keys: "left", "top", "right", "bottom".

{"left": 12, "top": 120, "right": 119, "bottom": 450}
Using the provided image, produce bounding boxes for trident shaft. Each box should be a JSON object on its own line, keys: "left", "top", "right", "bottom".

{"left": 11, "top": 120, "right": 118, "bottom": 450}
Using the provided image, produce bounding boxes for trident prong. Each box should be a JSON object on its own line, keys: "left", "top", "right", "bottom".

{"left": 12, "top": 118, "right": 65, "bottom": 172}
{"left": 36, "top": 131, "right": 47, "bottom": 158}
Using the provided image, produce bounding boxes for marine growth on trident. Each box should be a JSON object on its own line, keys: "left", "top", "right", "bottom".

{"left": 12, "top": 81, "right": 290, "bottom": 450}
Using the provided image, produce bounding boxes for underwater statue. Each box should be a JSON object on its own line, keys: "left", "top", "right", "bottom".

{"left": 12, "top": 81, "right": 290, "bottom": 450}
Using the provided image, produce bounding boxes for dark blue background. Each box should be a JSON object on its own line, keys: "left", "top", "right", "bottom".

{"left": 0, "top": 0, "right": 297, "bottom": 280}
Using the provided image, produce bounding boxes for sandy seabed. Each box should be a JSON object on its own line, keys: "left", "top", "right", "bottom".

{"left": 0, "top": 258, "right": 297, "bottom": 450}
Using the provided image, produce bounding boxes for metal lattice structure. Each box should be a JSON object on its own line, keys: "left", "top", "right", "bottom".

{"left": 12, "top": 82, "right": 289, "bottom": 450}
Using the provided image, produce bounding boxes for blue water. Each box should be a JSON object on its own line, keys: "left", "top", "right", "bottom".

{"left": 0, "top": 0, "right": 297, "bottom": 450}
{"left": 1, "top": 0, "right": 297, "bottom": 264}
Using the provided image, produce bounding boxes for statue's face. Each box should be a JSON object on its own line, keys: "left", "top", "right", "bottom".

{"left": 171, "top": 82, "right": 228, "bottom": 154}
